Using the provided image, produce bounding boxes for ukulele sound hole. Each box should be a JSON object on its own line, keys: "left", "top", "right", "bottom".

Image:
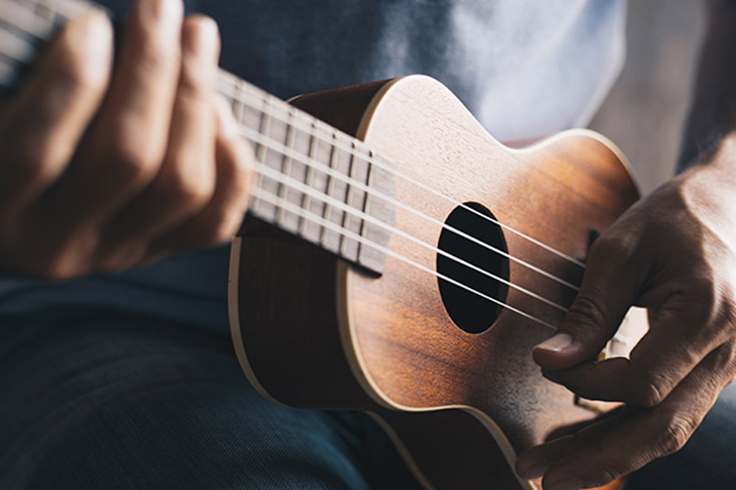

{"left": 437, "top": 202, "right": 509, "bottom": 334}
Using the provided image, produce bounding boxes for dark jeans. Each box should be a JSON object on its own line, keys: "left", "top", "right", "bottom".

{"left": 0, "top": 311, "right": 734, "bottom": 489}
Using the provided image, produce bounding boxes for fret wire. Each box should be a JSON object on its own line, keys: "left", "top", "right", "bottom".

{"left": 297, "top": 125, "right": 318, "bottom": 237}
{"left": 319, "top": 133, "right": 339, "bottom": 247}
{"left": 226, "top": 83, "right": 376, "bottom": 162}
{"left": 335, "top": 142, "right": 352, "bottom": 256}
{"left": 252, "top": 91, "right": 273, "bottom": 219}
{"left": 351, "top": 150, "right": 370, "bottom": 261}
{"left": 357, "top": 153, "right": 376, "bottom": 264}
{"left": 339, "top": 141, "right": 357, "bottom": 258}
{"left": 238, "top": 122, "right": 581, "bottom": 293}
{"left": 255, "top": 93, "right": 271, "bottom": 162}
{"left": 252, "top": 184, "right": 558, "bottom": 330}
{"left": 231, "top": 80, "right": 246, "bottom": 123}
{"left": 0, "top": 0, "right": 587, "bottom": 280}
{"left": 274, "top": 117, "right": 296, "bottom": 224}
{"left": 253, "top": 161, "right": 568, "bottom": 313}
{"left": 313, "top": 135, "right": 331, "bottom": 242}
{"left": 360, "top": 152, "right": 374, "bottom": 236}
{"left": 219, "top": 74, "right": 585, "bottom": 269}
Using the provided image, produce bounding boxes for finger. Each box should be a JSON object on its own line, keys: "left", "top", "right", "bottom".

{"left": 0, "top": 13, "right": 112, "bottom": 214}
{"left": 622, "top": 286, "right": 727, "bottom": 405}
{"left": 530, "top": 346, "right": 732, "bottom": 490}
{"left": 517, "top": 408, "right": 629, "bottom": 480}
{"left": 39, "top": 0, "right": 184, "bottom": 232}
{"left": 533, "top": 231, "right": 647, "bottom": 371}
{"left": 542, "top": 294, "right": 726, "bottom": 407}
{"left": 146, "top": 97, "right": 254, "bottom": 258}
{"left": 543, "top": 357, "right": 637, "bottom": 404}
{"left": 544, "top": 406, "right": 626, "bottom": 442}
{"left": 96, "top": 16, "right": 220, "bottom": 268}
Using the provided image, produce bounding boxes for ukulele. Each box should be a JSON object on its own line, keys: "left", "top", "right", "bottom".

{"left": 0, "top": 1, "right": 648, "bottom": 489}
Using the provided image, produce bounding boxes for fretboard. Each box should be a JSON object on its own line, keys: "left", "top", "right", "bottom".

{"left": 0, "top": 0, "right": 396, "bottom": 274}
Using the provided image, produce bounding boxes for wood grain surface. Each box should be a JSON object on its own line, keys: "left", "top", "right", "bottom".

{"left": 230, "top": 76, "right": 645, "bottom": 490}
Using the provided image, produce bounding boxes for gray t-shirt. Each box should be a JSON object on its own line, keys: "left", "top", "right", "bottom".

{"left": 0, "top": 0, "right": 626, "bottom": 328}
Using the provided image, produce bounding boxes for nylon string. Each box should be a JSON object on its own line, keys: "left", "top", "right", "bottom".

{"left": 254, "top": 161, "right": 570, "bottom": 313}
{"left": 219, "top": 76, "right": 587, "bottom": 270}
{"left": 233, "top": 121, "right": 582, "bottom": 298}
{"left": 251, "top": 184, "right": 559, "bottom": 330}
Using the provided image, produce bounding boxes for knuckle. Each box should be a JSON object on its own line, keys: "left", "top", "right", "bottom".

{"left": 585, "top": 467, "right": 620, "bottom": 489}
{"left": 134, "top": 27, "right": 180, "bottom": 78}
{"left": 160, "top": 165, "right": 215, "bottom": 210}
{"left": 710, "top": 343, "right": 735, "bottom": 373}
{"left": 631, "top": 372, "right": 669, "bottom": 407}
{"left": 658, "top": 415, "right": 694, "bottom": 455}
{"left": 590, "top": 233, "right": 637, "bottom": 263}
{"left": 105, "top": 138, "right": 162, "bottom": 185}
{"left": 54, "top": 28, "right": 111, "bottom": 94}
{"left": 3, "top": 138, "right": 67, "bottom": 193}
{"left": 566, "top": 295, "right": 607, "bottom": 330}
{"left": 177, "top": 67, "right": 207, "bottom": 102}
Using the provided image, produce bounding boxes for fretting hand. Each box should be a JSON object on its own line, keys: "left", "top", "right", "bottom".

{"left": 0, "top": 0, "right": 253, "bottom": 279}
{"left": 516, "top": 139, "right": 736, "bottom": 490}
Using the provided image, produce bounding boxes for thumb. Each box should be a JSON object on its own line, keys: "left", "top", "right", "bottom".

{"left": 533, "top": 237, "right": 643, "bottom": 370}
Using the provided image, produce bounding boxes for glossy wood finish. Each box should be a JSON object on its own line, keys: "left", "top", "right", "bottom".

{"left": 346, "top": 76, "right": 641, "bottom": 448}
{"left": 230, "top": 76, "right": 645, "bottom": 490}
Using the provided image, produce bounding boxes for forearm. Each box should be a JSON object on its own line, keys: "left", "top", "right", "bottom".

{"left": 679, "top": 1, "right": 736, "bottom": 172}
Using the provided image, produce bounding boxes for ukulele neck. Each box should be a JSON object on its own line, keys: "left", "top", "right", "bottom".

{"left": 0, "top": 0, "right": 396, "bottom": 274}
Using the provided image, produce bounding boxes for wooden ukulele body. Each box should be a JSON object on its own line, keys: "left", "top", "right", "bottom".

{"left": 229, "top": 76, "right": 643, "bottom": 490}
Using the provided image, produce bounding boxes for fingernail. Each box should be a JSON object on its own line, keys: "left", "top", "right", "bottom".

{"left": 535, "top": 333, "right": 573, "bottom": 353}
{"left": 183, "top": 17, "right": 219, "bottom": 58}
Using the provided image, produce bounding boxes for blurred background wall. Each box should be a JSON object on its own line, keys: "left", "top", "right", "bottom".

{"left": 590, "top": 0, "right": 705, "bottom": 195}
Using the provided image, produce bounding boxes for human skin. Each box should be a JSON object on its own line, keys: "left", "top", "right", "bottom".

{"left": 516, "top": 2, "right": 736, "bottom": 489}
{"left": 2, "top": 0, "right": 734, "bottom": 488}
{"left": 0, "top": 0, "right": 253, "bottom": 279}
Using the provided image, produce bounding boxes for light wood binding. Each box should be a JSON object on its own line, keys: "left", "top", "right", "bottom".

{"left": 0, "top": 2, "right": 641, "bottom": 488}
{"left": 229, "top": 75, "right": 646, "bottom": 490}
